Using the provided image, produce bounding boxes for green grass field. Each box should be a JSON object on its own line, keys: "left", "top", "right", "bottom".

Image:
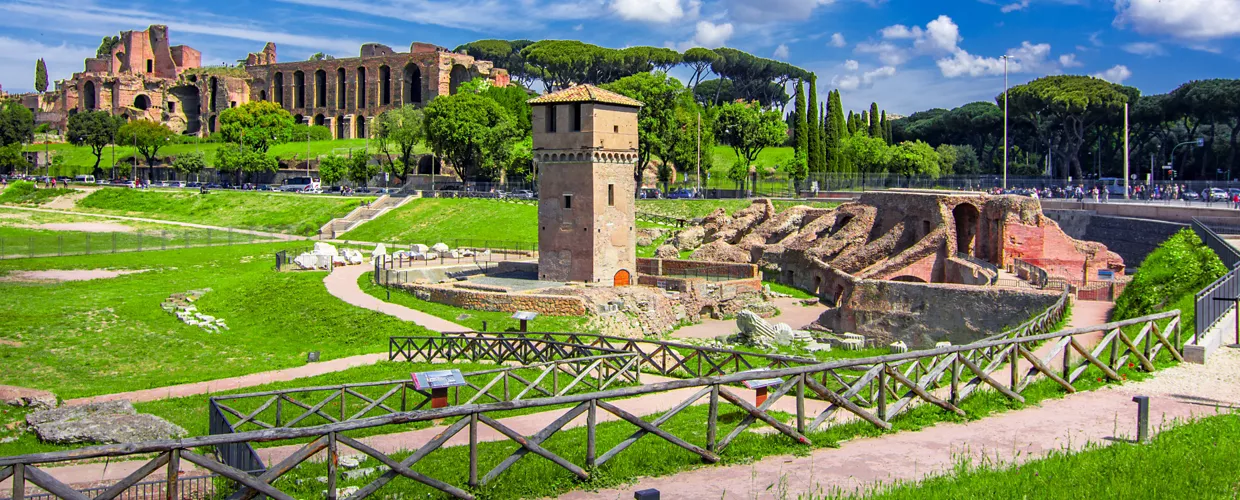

{"left": 344, "top": 198, "right": 539, "bottom": 245}
{"left": 0, "top": 225, "right": 261, "bottom": 259}
{"left": 0, "top": 181, "right": 75, "bottom": 205}
{"left": 638, "top": 199, "right": 840, "bottom": 220}
{"left": 834, "top": 413, "right": 1240, "bottom": 499}
{"left": 0, "top": 242, "right": 431, "bottom": 400}
{"left": 23, "top": 139, "right": 425, "bottom": 175}
{"left": 71, "top": 188, "right": 372, "bottom": 235}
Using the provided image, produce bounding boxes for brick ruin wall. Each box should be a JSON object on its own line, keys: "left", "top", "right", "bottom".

{"left": 400, "top": 283, "right": 588, "bottom": 317}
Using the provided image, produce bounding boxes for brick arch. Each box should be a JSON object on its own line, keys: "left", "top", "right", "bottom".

{"left": 449, "top": 64, "right": 471, "bottom": 95}
{"left": 402, "top": 62, "right": 422, "bottom": 104}
{"left": 82, "top": 80, "right": 97, "bottom": 110}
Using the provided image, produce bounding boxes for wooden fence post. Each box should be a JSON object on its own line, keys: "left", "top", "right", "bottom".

{"left": 796, "top": 374, "right": 805, "bottom": 435}
{"left": 468, "top": 413, "right": 478, "bottom": 487}
{"left": 166, "top": 449, "right": 180, "bottom": 500}
{"left": 12, "top": 463, "right": 24, "bottom": 500}
{"left": 1010, "top": 347, "right": 1020, "bottom": 391}
{"left": 326, "top": 432, "right": 338, "bottom": 500}
{"left": 876, "top": 369, "right": 887, "bottom": 421}
{"left": 950, "top": 355, "right": 960, "bottom": 406}
{"left": 706, "top": 385, "right": 719, "bottom": 452}
{"left": 586, "top": 399, "right": 597, "bottom": 468}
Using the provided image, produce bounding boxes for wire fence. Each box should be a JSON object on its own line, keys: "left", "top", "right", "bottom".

{"left": 1192, "top": 218, "right": 1240, "bottom": 340}
{"left": 0, "top": 228, "right": 266, "bottom": 260}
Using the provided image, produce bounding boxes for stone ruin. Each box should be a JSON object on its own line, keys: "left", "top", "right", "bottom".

{"left": 24, "top": 400, "right": 186, "bottom": 445}
{"left": 291, "top": 242, "right": 364, "bottom": 270}
{"left": 670, "top": 191, "right": 1125, "bottom": 347}
{"left": 161, "top": 288, "right": 229, "bottom": 332}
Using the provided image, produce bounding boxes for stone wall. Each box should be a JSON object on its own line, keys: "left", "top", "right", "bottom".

{"left": 1044, "top": 210, "right": 1185, "bottom": 269}
{"left": 402, "top": 284, "right": 588, "bottom": 316}
{"left": 817, "top": 279, "right": 1061, "bottom": 347}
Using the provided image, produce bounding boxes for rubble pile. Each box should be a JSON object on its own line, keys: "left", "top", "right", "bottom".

{"left": 161, "top": 289, "right": 229, "bottom": 332}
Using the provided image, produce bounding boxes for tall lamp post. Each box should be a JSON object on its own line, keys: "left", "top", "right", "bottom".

{"left": 1001, "top": 55, "right": 1009, "bottom": 192}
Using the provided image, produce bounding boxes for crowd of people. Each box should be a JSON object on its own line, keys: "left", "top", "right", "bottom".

{"left": 979, "top": 182, "right": 1240, "bottom": 208}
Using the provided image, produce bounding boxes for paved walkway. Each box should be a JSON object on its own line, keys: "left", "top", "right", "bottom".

{"left": 65, "top": 353, "right": 389, "bottom": 406}
{"left": 0, "top": 206, "right": 303, "bottom": 241}
{"left": 322, "top": 264, "right": 472, "bottom": 333}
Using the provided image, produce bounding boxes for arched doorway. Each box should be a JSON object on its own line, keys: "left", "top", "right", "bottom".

{"left": 293, "top": 71, "right": 306, "bottom": 108}
{"left": 314, "top": 69, "right": 327, "bottom": 108}
{"left": 209, "top": 77, "right": 219, "bottom": 111}
{"left": 953, "top": 203, "right": 980, "bottom": 257}
{"left": 613, "top": 269, "right": 630, "bottom": 287}
{"left": 403, "top": 63, "right": 422, "bottom": 103}
{"left": 133, "top": 94, "right": 150, "bottom": 110}
{"left": 449, "top": 64, "right": 470, "bottom": 95}
{"left": 379, "top": 65, "right": 391, "bottom": 105}
{"left": 335, "top": 116, "right": 346, "bottom": 139}
{"left": 314, "top": 114, "right": 325, "bottom": 127}
{"left": 336, "top": 68, "right": 346, "bottom": 109}
{"left": 356, "top": 67, "right": 367, "bottom": 109}
{"left": 82, "top": 81, "right": 97, "bottom": 110}
{"left": 273, "top": 72, "right": 285, "bottom": 107}
{"left": 355, "top": 115, "right": 367, "bottom": 139}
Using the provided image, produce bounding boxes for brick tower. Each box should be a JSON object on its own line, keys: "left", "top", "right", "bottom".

{"left": 528, "top": 85, "right": 643, "bottom": 285}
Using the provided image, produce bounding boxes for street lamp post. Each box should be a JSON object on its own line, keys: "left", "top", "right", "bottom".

{"left": 1001, "top": 55, "right": 1009, "bottom": 192}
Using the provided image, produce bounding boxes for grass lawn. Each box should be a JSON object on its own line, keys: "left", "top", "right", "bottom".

{"left": 71, "top": 188, "right": 372, "bottom": 235}
{"left": 357, "top": 272, "right": 592, "bottom": 333}
{"left": 23, "top": 139, "right": 423, "bottom": 175}
{"left": 0, "top": 225, "right": 262, "bottom": 259}
{"left": 344, "top": 198, "right": 538, "bottom": 245}
{"left": 0, "top": 182, "right": 76, "bottom": 205}
{"left": 837, "top": 413, "right": 1240, "bottom": 499}
{"left": 0, "top": 242, "right": 432, "bottom": 400}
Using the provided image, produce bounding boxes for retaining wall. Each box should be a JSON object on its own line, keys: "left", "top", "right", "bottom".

{"left": 1044, "top": 210, "right": 1185, "bottom": 269}
{"left": 401, "top": 283, "right": 588, "bottom": 316}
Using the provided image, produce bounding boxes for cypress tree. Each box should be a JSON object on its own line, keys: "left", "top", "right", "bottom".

{"left": 879, "top": 110, "right": 888, "bottom": 144}
{"left": 824, "top": 91, "right": 840, "bottom": 172}
{"left": 847, "top": 111, "right": 857, "bottom": 135}
{"left": 869, "top": 102, "right": 880, "bottom": 137}
{"left": 34, "top": 58, "right": 48, "bottom": 94}
{"left": 885, "top": 119, "right": 893, "bottom": 144}
{"left": 860, "top": 111, "right": 869, "bottom": 133}
{"left": 806, "top": 75, "right": 822, "bottom": 173}
{"left": 831, "top": 90, "right": 847, "bottom": 139}
{"left": 794, "top": 80, "right": 808, "bottom": 162}
{"left": 819, "top": 103, "right": 828, "bottom": 169}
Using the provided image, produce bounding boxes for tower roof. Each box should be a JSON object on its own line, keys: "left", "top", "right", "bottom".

{"left": 527, "top": 84, "right": 643, "bottom": 108}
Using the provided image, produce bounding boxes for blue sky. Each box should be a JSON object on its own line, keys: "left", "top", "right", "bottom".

{"left": 1, "top": 0, "right": 1238, "bottom": 115}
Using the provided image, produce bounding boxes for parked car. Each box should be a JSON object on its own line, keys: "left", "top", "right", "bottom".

{"left": 439, "top": 184, "right": 464, "bottom": 191}
{"left": 1181, "top": 190, "right": 1201, "bottom": 201}
{"left": 281, "top": 176, "right": 321, "bottom": 193}
{"left": 666, "top": 189, "right": 696, "bottom": 199}
{"left": 639, "top": 188, "right": 661, "bottom": 199}
{"left": 1206, "top": 188, "right": 1229, "bottom": 202}
{"left": 511, "top": 189, "right": 536, "bottom": 200}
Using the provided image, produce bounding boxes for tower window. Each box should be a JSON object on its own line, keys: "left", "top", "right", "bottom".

{"left": 168, "top": 102, "right": 176, "bottom": 113}
{"left": 614, "top": 125, "right": 619, "bottom": 133}
{"left": 564, "top": 194, "right": 572, "bottom": 209}
{"left": 546, "top": 105, "right": 557, "bottom": 133}
{"left": 146, "top": 59, "right": 153, "bottom": 73}
{"left": 571, "top": 103, "right": 582, "bottom": 132}
{"left": 608, "top": 184, "right": 614, "bottom": 206}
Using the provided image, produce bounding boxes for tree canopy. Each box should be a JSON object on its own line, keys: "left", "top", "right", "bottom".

{"left": 218, "top": 101, "right": 296, "bottom": 154}
{"left": 373, "top": 105, "right": 426, "bottom": 183}
{"left": 0, "top": 101, "right": 35, "bottom": 147}
{"left": 67, "top": 111, "right": 122, "bottom": 175}
{"left": 715, "top": 100, "right": 787, "bottom": 190}
{"left": 423, "top": 92, "right": 519, "bottom": 182}
{"left": 116, "top": 120, "right": 173, "bottom": 180}
{"left": 602, "top": 72, "right": 686, "bottom": 184}
{"left": 1001, "top": 75, "right": 1137, "bottom": 179}
{"left": 34, "top": 59, "right": 48, "bottom": 94}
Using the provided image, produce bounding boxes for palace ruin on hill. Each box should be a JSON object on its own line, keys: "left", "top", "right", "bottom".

{"left": 25, "top": 25, "right": 510, "bottom": 137}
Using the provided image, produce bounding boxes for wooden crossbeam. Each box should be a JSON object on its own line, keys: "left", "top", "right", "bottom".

{"left": 478, "top": 414, "right": 589, "bottom": 481}
{"left": 809, "top": 365, "right": 882, "bottom": 430}
{"left": 1067, "top": 337, "right": 1123, "bottom": 383}
{"left": 23, "top": 465, "right": 90, "bottom": 500}
{"left": 346, "top": 386, "right": 403, "bottom": 421}
{"left": 1116, "top": 330, "right": 1156, "bottom": 372}
{"left": 92, "top": 452, "right": 169, "bottom": 500}
{"left": 284, "top": 392, "right": 341, "bottom": 427}
{"left": 336, "top": 435, "right": 473, "bottom": 500}
{"left": 1148, "top": 321, "right": 1185, "bottom": 363}
{"left": 233, "top": 396, "right": 278, "bottom": 429}
{"left": 180, "top": 451, "right": 294, "bottom": 500}
{"left": 716, "top": 386, "right": 811, "bottom": 452}
{"left": 958, "top": 353, "right": 1025, "bottom": 403}
{"left": 349, "top": 417, "right": 470, "bottom": 499}
{"left": 597, "top": 400, "right": 719, "bottom": 464}
{"left": 805, "top": 376, "right": 890, "bottom": 431}
{"left": 1017, "top": 345, "right": 1076, "bottom": 394}
{"left": 229, "top": 436, "right": 327, "bottom": 500}
{"left": 883, "top": 365, "right": 965, "bottom": 418}
{"left": 597, "top": 387, "right": 711, "bottom": 466}
{"left": 480, "top": 402, "right": 589, "bottom": 483}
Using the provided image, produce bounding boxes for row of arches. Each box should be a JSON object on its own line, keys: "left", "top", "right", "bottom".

{"left": 537, "top": 152, "right": 638, "bottom": 164}
{"left": 268, "top": 62, "right": 473, "bottom": 112}
{"left": 306, "top": 113, "right": 368, "bottom": 140}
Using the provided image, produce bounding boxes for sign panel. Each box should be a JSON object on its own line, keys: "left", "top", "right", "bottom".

{"left": 1097, "top": 270, "right": 1115, "bottom": 281}
{"left": 511, "top": 311, "right": 539, "bottom": 321}
{"left": 739, "top": 369, "right": 784, "bottom": 390}
{"left": 411, "top": 369, "right": 466, "bottom": 390}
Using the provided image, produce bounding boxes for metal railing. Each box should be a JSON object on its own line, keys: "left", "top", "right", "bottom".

{"left": 0, "top": 229, "right": 264, "bottom": 260}
{"left": 1192, "top": 217, "right": 1240, "bottom": 340}
{"left": 955, "top": 252, "right": 999, "bottom": 283}
{"left": 0, "top": 472, "right": 218, "bottom": 500}
{"left": 0, "top": 310, "right": 1183, "bottom": 500}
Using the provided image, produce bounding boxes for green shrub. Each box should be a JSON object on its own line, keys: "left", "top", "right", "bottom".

{"left": 1113, "top": 229, "right": 1226, "bottom": 321}
{"left": 292, "top": 124, "right": 333, "bottom": 142}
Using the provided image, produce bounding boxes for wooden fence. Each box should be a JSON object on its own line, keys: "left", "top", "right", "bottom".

{"left": 0, "top": 309, "right": 1182, "bottom": 500}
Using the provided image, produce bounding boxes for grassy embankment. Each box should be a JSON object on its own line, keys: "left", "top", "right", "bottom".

{"left": 70, "top": 187, "right": 372, "bottom": 235}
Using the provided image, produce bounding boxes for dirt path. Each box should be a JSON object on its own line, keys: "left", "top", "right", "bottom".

{"left": 65, "top": 353, "right": 389, "bottom": 406}
{"left": 43, "top": 190, "right": 92, "bottom": 210}
{"left": 322, "top": 264, "right": 472, "bottom": 333}
{"left": 0, "top": 206, "right": 302, "bottom": 241}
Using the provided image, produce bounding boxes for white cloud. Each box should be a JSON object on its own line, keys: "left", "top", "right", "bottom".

{"left": 1122, "top": 41, "right": 1165, "bottom": 56}
{"left": 844, "top": 59, "right": 859, "bottom": 70}
{"left": 773, "top": 43, "right": 790, "bottom": 59}
{"left": 1114, "top": 0, "right": 1240, "bottom": 40}
{"left": 937, "top": 50, "right": 1007, "bottom": 78}
{"left": 609, "top": 0, "right": 699, "bottom": 23}
{"left": 829, "top": 32, "right": 846, "bottom": 47}
{"left": 1058, "top": 53, "right": 1082, "bottom": 67}
{"left": 937, "top": 40, "right": 1073, "bottom": 78}
{"left": 674, "top": 20, "right": 734, "bottom": 50}
{"left": 831, "top": 64, "right": 895, "bottom": 92}
{"left": 880, "top": 24, "right": 921, "bottom": 40}
{"left": 834, "top": 74, "right": 861, "bottom": 91}
{"left": 855, "top": 41, "right": 910, "bottom": 66}
{"left": 1092, "top": 64, "right": 1132, "bottom": 83}
{"left": 722, "top": 0, "right": 834, "bottom": 23}
{"left": 1001, "top": 0, "right": 1030, "bottom": 13}
{"left": 862, "top": 66, "right": 896, "bottom": 85}
{"left": 917, "top": 15, "right": 962, "bottom": 53}
{"left": 0, "top": 37, "right": 94, "bottom": 93}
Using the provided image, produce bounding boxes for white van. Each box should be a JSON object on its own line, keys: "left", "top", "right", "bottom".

{"left": 281, "top": 177, "right": 321, "bottom": 193}
{"left": 74, "top": 175, "right": 96, "bottom": 184}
